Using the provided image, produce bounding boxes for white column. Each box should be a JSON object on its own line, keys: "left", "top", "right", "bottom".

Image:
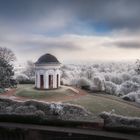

{"left": 58, "top": 73, "right": 61, "bottom": 87}
{"left": 43, "top": 71, "right": 46, "bottom": 89}
{"left": 37, "top": 72, "right": 40, "bottom": 88}
{"left": 35, "top": 71, "right": 37, "bottom": 87}
{"left": 51, "top": 69, "right": 55, "bottom": 88}
{"left": 55, "top": 69, "right": 61, "bottom": 88}
{"left": 57, "top": 70, "right": 61, "bottom": 87}
{"left": 53, "top": 73, "right": 57, "bottom": 88}
{"left": 45, "top": 71, "right": 49, "bottom": 89}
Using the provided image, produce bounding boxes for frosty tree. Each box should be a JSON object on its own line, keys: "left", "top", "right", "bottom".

{"left": 0, "top": 58, "right": 14, "bottom": 88}
{"left": 0, "top": 47, "right": 16, "bottom": 63}
{"left": 135, "top": 59, "right": 140, "bottom": 74}
{"left": 0, "top": 47, "right": 16, "bottom": 88}
{"left": 23, "top": 61, "right": 35, "bottom": 81}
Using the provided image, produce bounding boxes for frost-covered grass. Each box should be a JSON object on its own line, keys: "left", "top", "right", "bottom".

{"left": 67, "top": 95, "right": 140, "bottom": 117}
{"left": 61, "top": 62, "right": 140, "bottom": 103}
{"left": 13, "top": 84, "right": 140, "bottom": 118}
{"left": 15, "top": 62, "right": 140, "bottom": 103}
{"left": 15, "top": 84, "right": 74, "bottom": 100}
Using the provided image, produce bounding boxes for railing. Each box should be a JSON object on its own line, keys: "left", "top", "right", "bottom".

{"left": 0, "top": 122, "right": 139, "bottom": 140}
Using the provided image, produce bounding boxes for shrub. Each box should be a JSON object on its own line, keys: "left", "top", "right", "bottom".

{"left": 121, "top": 73, "right": 131, "bottom": 81}
{"left": 90, "top": 76, "right": 105, "bottom": 91}
{"left": 16, "top": 74, "right": 28, "bottom": 81}
{"left": 100, "top": 111, "right": 140, "bottom": 130}
{"left": 15, "top": 105, "right": 37, "bottom": 114}
{"left": 15, "top": 74, "right": 34, "bottom": 84}
{"left": 19, "top": 79, "right": 35, "bottom": 84}
{"left": 110, "top": 75, "right": 123, "bottom": 85}
{"left": 104, "top": 81, "right": 118, "bottom": 95}
{"left": 122, "top": 91, "right": 140, "bottom": 103}
{"left": 77, "top": 77, "right": 91, "bottom": 89}
{"left": 0, "top": 88, "right": 5, "bottom": 93}
{"left": 131, "top": 76, "right": 140, "bottom": 84}
{"left": 119, "top": 81, "right": 140, "bottom": 95}
{"left": 0, "top": 99, "right": 92, "bottom": 122}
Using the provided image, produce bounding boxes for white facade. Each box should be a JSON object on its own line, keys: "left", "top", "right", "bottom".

{"left": 35, "top": 63, "right": 61, "bottom": 89}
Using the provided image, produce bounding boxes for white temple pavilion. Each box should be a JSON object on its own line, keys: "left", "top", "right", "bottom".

{"left": 35, "top": 53, "right": 61, "bottom": 89}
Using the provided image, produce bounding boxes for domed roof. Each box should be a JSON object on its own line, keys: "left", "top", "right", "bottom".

{"left": 35, "top": 53, "right": 60, "bottom": 64}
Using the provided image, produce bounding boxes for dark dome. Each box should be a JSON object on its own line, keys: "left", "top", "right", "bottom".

{"left": 36, "top": 53, "right": 60, "bottom": 64}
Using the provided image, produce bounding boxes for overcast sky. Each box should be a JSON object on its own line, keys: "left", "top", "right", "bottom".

{"left": 0, "top": 0, "right": 140, "bottom": 64}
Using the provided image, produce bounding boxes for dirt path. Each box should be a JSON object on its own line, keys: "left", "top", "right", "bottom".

{"left": 3, "top": 89, "right": 16, "bottom": 96}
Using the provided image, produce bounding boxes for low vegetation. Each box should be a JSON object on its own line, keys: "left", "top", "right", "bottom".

{"left": 11, "top": 84, "right": 140, "bottom": 117}
{"left": 61, "top": 62, "right": 140, "bottom": 104}
{"left": 0, "top": 47, "right": 16, "bottom": 88}
{"left": 0, "top": 98, "right": 93, "bottom": 122}
{"left": 14, "top": 58, "right": 140, "bottom": 104}
{"left": 100, "top": 112, "right": 140, "bottom": 131}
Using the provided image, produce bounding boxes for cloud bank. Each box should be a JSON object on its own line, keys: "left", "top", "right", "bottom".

{"left": 0, "top": 0, "right": 140, "bottom": 63}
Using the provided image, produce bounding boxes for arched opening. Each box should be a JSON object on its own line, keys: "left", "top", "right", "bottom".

{"left": 57, "top": 74, "right": 59, "bottom": 88}
{"left": 36, "top": 74, "right": 37, "bottom": 87}
{"left": 49, "top": 75, "right": 53, "bottom": 89}
{"left": 40, "top": 75, "right": 44, "bottom": 89}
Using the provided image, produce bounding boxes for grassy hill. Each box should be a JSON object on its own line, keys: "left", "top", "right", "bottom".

{"left": 7, "top": 84, "right": 140, "bottom": 118}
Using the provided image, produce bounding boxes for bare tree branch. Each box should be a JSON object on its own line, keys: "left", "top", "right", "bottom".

{"left": 0, "top": 47, "right": 16, "bottom": 63}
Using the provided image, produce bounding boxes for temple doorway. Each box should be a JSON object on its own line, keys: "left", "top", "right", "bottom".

{"left": 49, "top": 75, "right": 53, "bottom": 89}
{"left": 40, "top": 75, "right": 44, "bottom": 89}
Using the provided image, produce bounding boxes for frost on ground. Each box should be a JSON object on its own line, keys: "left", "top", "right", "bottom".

{"left": 100, "top": 112, "right": 140, "bottom": 131}
{"left": 60, "top": 62, "right": 140, "bottom": 103}
{"left": 0, "top": 98, "right": 93, "bottom": 122}
{"left": 15, "top": 62, "right": 140, "bottom": 103}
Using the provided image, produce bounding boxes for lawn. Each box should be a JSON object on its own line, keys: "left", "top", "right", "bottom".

{"left": 66, "top": 94, "right": 140, "bottom": 117}
{"left": 15, "top": 84, "right": 76, "bottom": 100}
{"left": 14, "top": 84, "right": 140, "bottom": 117}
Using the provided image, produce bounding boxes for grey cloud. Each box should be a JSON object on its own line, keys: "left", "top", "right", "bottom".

{"left": 0, "top": 34, "right": 82, "bottom": 53}
{"left": 1, "top": 34, "right": 82, "bottom": 63}
{"left": 72, "top": 0, "right": 140, "bottom": 29}
{"left": 1, "top": 0, "right": 140, "bottom": 31}
{"left": 106, "top": 40, "right": 140, "bottom": 49}
{"left": 20, "top": 41, "right": 81, "bottom": 51}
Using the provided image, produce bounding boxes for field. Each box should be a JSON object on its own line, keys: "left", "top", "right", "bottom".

{"left": 67, "top": 94, "right": 140, "bottom": 117}
{"left": 3, "top": 84, "right": 140, "bottom": 118}
{"left": 14, "top": 84, "right": 80, "bottom": 101}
